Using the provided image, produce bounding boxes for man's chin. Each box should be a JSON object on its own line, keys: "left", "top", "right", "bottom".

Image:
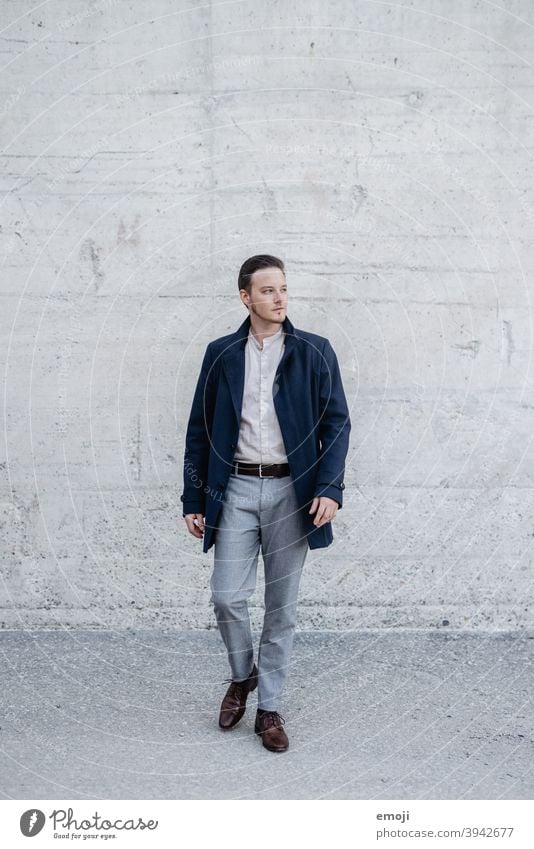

{"left": 250, "top": 306, "right": 286, "bottom": 323}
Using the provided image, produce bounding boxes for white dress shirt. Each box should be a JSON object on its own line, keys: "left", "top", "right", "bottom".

{"left": 233, "top": 324, "right": 288, "bottom": 464}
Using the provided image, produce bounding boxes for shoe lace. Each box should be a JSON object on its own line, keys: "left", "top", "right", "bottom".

{"left": 222, "top": 677, "right": 247, "bottom": 696}
{"left": 260, "top": 711, "right": 285, "bottom": 728}
{"left": 222, "top": 667, "right": 256, "bottom": 692}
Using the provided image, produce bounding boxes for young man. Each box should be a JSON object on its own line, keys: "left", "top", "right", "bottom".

{"left": 181, "top": 255, "right": 351, "bottom": 752}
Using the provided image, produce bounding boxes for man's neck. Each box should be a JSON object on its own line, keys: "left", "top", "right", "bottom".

{"left": 249, "top": 317, "right": 283, "bottom": 349}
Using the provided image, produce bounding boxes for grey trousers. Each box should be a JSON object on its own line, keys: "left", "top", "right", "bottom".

{"left": 210, "top": 471, "right": 309, "bottom": 711}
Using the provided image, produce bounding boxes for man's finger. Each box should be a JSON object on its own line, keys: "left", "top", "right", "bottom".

{"left": 185, "top": 514, "right": 204, "bottom": 538}
{"left": 189, "top": 521, "right": 202, "bottom": 538}
{"left": 192, "top": 517, "right": 204, "bottom": 535}
{"left": 314, "top": 505, "right": 327, "bottom": 525}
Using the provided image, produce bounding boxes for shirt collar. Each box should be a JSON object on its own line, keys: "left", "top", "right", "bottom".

{"left": 248, "top": 324, "right": 284, "bottom": 351}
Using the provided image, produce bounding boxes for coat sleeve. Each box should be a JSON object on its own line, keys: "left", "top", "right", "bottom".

{"left": 313, "top": 339, "right": 351, "bottom": 508}
{"left": 180, "top": 343, "right": 216, "bottom": 517}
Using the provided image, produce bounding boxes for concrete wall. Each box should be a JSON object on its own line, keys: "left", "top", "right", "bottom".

{"left": 1, "top": 0, "right": 533, "bottom": 629}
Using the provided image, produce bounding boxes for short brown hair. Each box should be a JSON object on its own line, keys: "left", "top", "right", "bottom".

{"left": 238, "top": 254, "right": 285, "bottom": 295}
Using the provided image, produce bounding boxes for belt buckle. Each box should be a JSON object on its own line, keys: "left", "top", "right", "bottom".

{"left": 258, "top": 463, "right": 274, "bottom": 478}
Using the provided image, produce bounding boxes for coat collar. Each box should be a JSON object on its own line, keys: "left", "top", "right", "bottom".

{"left": 220, "top": 314, "right": 300, "bottom": 422}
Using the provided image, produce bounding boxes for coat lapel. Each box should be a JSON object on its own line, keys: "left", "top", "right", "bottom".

{"left": 221, "top": 314, "right": 298, "bottom": 423}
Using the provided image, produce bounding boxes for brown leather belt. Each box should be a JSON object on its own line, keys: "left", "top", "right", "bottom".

{"left": 232, "top": 461, "right": 290, "bottom": 478}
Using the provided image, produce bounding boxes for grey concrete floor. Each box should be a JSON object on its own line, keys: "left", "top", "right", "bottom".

{"left": 1, "top": 629, "right": 532, "bottom": 799}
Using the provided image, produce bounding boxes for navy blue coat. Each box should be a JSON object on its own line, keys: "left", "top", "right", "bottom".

{"left": 181, "top": 314, "right": 351, "bottom": 553}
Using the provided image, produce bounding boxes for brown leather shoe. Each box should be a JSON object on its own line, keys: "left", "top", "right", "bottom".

{"left": 218, "top": 664, "right": 258, "bottom": 730}
{"left": 254, "top": 710, "right": 289, "bottom": 752}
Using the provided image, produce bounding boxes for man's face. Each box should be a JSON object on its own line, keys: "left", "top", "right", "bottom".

{"left": 240, "top": 267, "right": 288, "bottom": 324}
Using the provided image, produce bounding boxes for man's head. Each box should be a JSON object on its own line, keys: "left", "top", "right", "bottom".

{"left": 238, "top": 254, "right": 287, "bottom": 325}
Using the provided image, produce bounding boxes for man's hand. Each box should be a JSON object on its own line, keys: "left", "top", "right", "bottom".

{"left": 309, "top": 496, "right": 339, "bottom": 528}
{"left": 184, "top": 513, "right": 205, "bottom": 539}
